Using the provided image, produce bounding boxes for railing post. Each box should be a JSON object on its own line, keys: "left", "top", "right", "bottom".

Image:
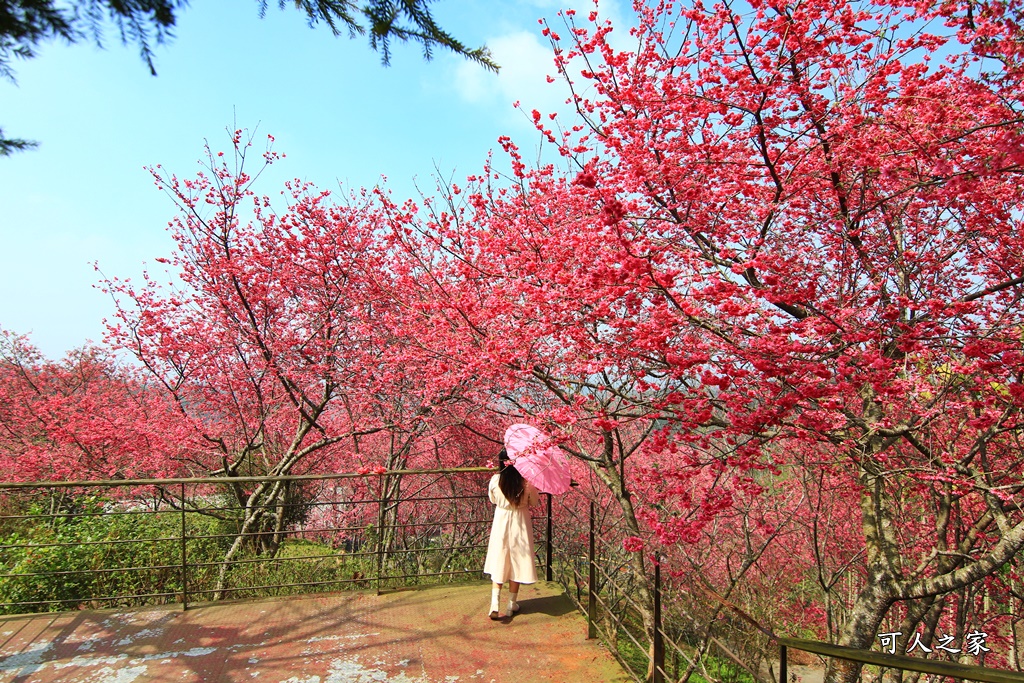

{"left": 376, "top": 473, "right": 385, "bottom": 595}
{"left": 545, "top": 493, "right": 553, "bottom": 582}
{"left": 780, "top": 644, "right": 788, "bottom": 683}
{"left": 588, "top": 501, "right": 597, "bottom": 639}
{"left": 653, "top": 555, "right": 664, "bottom": 683}
{"left": 180, "top": 482, "right": 188, "bottom": 611}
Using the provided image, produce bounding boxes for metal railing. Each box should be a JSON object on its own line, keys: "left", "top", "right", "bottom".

{"left": 6, "top": 468, "right": 1020, "bottom": 683}
{"left": 0, "top": 468, "right": 554, "bottom": 616}
{"left": 549, "top": 496, "right": 663, "bottom": 682}
{"left": 548, "top": 493, "right": 1024, "bottom": 683}
{"left": 778, "top": 638, "right": 1024, "bottom": 683}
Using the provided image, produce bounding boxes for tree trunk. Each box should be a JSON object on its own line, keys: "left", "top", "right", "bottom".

{"left": 586, "top": 432, "right": 658, "bottom": 682}
{"left": 825, "top": 587, "right": 894, "bottom": 683}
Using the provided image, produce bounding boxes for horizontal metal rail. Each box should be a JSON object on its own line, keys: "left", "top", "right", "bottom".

{"left": 1, "top": 591, "right": 180, "bottom": 608}
{"left": 778, "top": 637, "right": 1024, "bottom": 683}
{"left": 0, "top": 562, "right": 183, "bottom": 579}
{"left": 1, "top": 536, "right": 181, "bottom": 551}
{"left": 0, "top": 467, "right": 494, "bottom": 490}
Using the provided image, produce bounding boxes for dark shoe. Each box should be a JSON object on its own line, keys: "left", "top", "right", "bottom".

{"left": 489, "top": 610, "right": 501, "bottom": 620}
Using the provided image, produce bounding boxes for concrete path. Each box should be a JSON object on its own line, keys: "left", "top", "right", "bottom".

{"left": 0, "top": 581, "right": 630, "bottom": 683}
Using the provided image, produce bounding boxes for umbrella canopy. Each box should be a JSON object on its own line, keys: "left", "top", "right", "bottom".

{"left": 503, "top": 423, "right": 571, "bottom": 495}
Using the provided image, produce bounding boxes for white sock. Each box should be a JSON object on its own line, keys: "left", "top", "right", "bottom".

{"left": 490, "top": 585, "right": 501, "bottom": 613}
{"left": 508, "top": 591, "right": 519, "bottom": 611}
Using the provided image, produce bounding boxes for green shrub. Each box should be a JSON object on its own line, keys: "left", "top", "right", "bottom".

{"left": 0, "top": 498, "right": 489, "bottom": 614}
{"left": 219, "top": 539, "right": 371, "bottom": 599}
{"left": 0, "top": 497, "right": 231, "bottom": 614}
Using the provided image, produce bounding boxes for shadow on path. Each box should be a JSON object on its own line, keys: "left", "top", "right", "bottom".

{"left": 0, "top": 581, "right": 629, "bottom": 683}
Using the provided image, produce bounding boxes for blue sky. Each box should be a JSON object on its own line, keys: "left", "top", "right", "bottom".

{"left": 0, "top": 0, "right": 626, "bottom": 359}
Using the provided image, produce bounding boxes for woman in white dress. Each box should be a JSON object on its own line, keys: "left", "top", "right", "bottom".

{"left": 483, "top": 448, "right": 540, "bottom": 619}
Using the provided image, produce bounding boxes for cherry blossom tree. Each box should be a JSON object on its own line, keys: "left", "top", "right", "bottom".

{"left": 541, "top": 0, "right": 1023, "bottom": 676}
{"left": 0, "top": 329, "right": 190, "bottom": 482}
{"left": 364, "top": 0, "right": 1024, "bottom": 677}
{"left": 102, "top": 131, "right": 483, "bottom": 593}
{"left": 8, "top": 0, "right": 1021, "bottom": 666}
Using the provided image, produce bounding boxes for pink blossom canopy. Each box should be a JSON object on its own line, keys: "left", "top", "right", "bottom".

{"left": 503, "top": 423, "right": 570, "bottom": 495}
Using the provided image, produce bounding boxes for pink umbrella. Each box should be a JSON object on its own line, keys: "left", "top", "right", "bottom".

{"left": 503, "top": 423, "right": 571, "bottom": 495}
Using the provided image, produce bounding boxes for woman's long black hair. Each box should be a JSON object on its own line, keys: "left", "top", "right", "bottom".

{"left": 497, "top": 448, "right": 526, "bottom": 507}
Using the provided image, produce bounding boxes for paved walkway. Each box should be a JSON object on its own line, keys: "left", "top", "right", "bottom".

{"left": 0, "top": 581, "right": 629, "bottom": 683}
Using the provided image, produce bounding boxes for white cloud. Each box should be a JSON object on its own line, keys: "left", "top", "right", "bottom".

{"left": 448, "top": 0, "right": 636, "bottom": 125}
{"left": 454, "top": 30, "right": 567, "bottom": 116}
